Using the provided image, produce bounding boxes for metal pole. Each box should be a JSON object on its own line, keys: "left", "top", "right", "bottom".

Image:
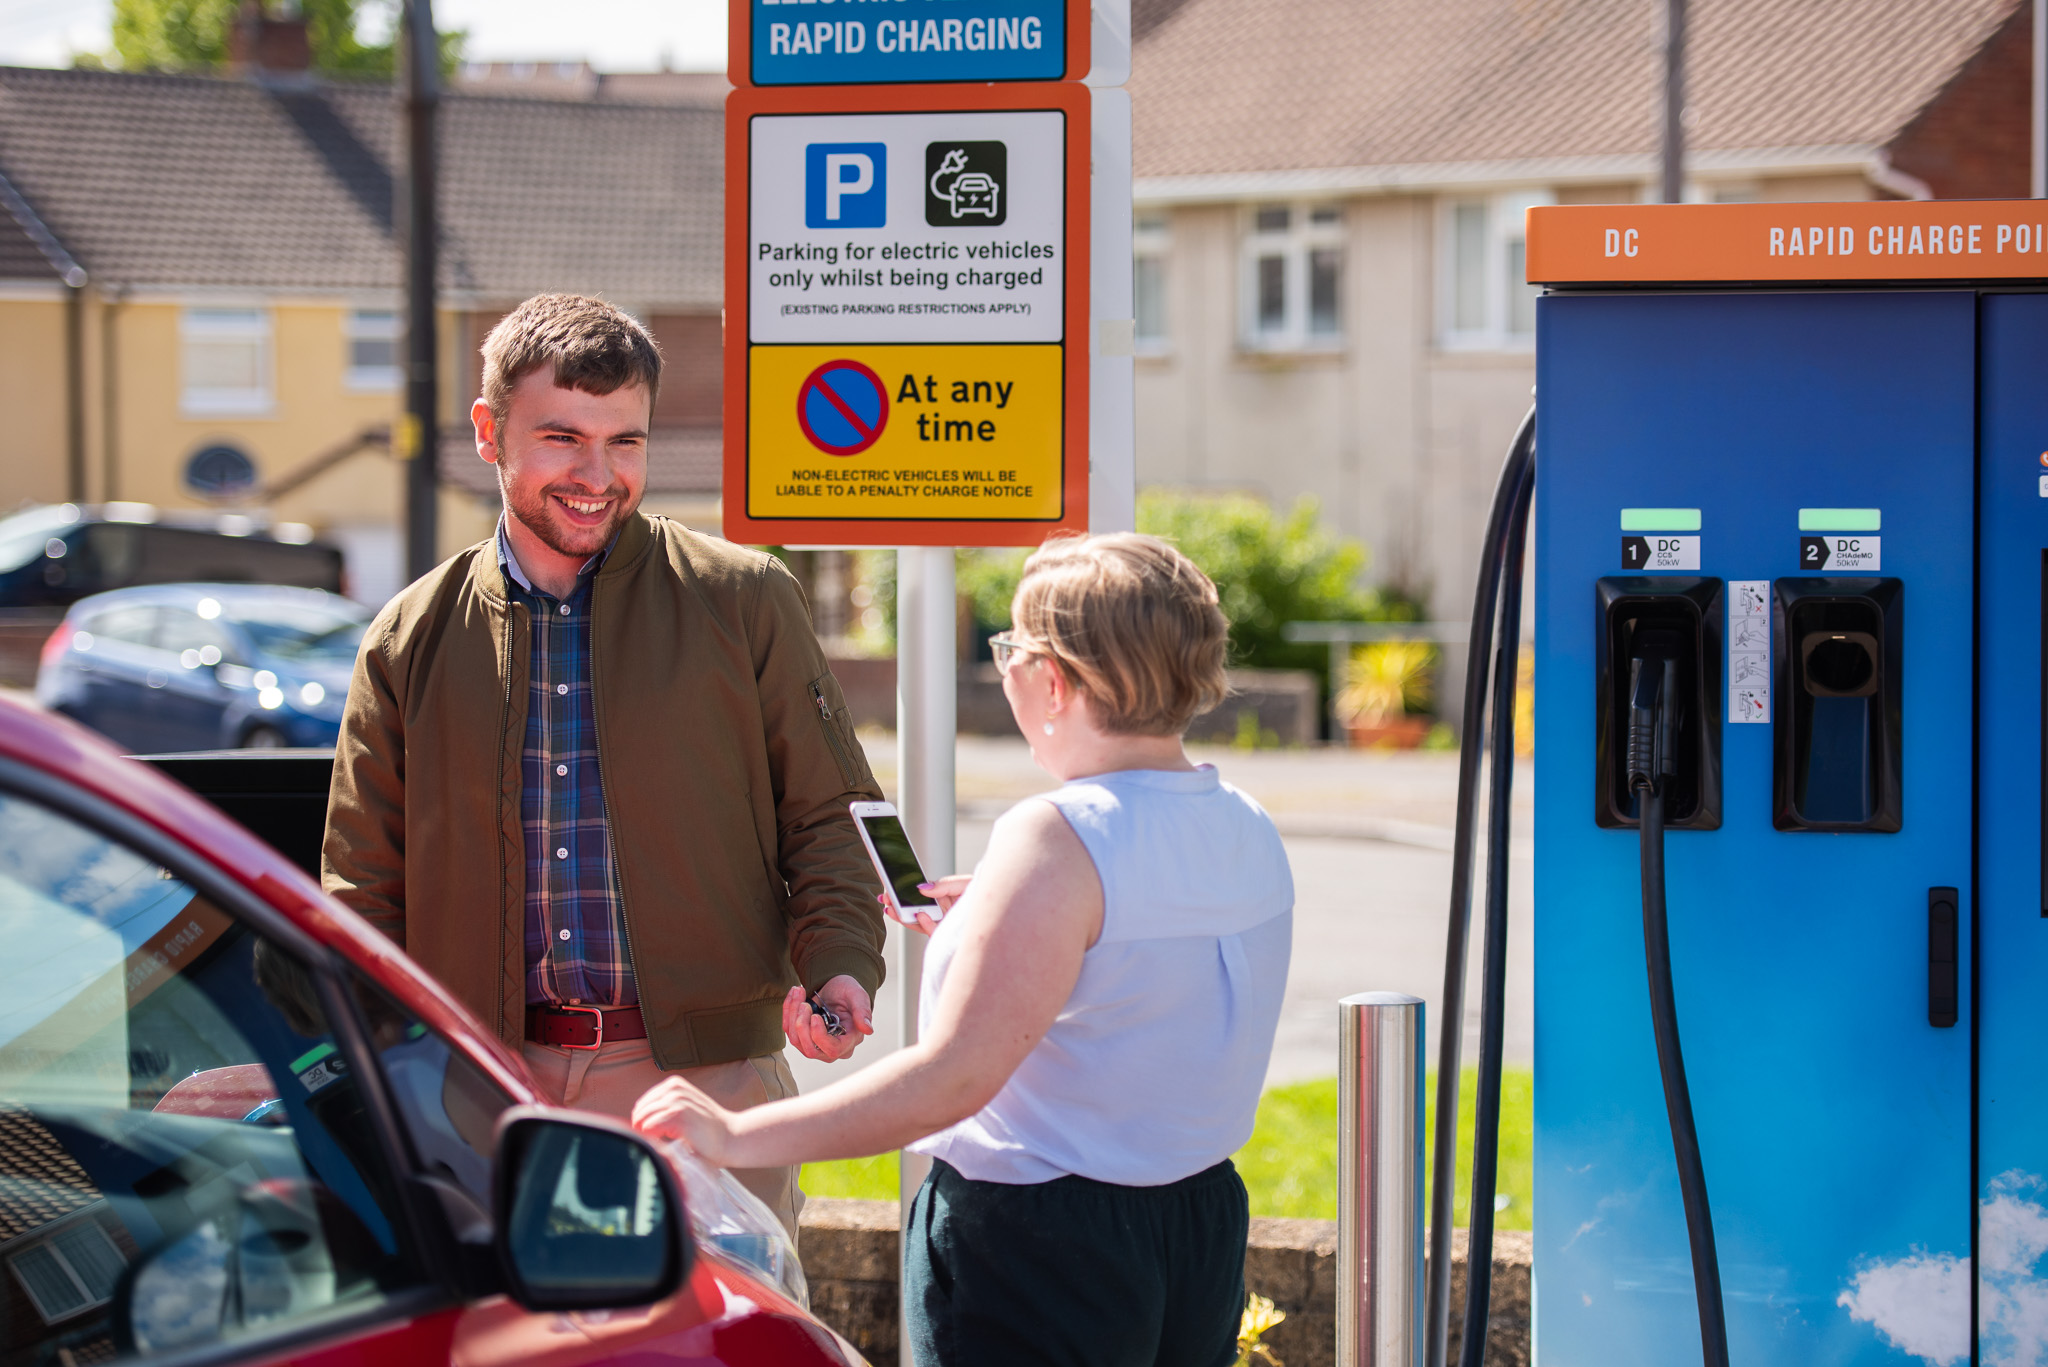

{"left": 1338, "top": 992, "right": 1425, "bottom": 1367}
{"left": 1660, "top": 0, "right": 1687, "bottom": 204}
{"left": 895, "top": 545, "right": 956, "bottom": 1366}
{"left": 2034, "top": 0, "right": 2046, "bottom": 199}
{"left": 400, "top": 0, "right": 440, "bottom": 582}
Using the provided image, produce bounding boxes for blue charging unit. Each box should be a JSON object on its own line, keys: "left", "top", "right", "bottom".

{"left": 1526, "top": 203, "right": 2048, "bottom": 1366}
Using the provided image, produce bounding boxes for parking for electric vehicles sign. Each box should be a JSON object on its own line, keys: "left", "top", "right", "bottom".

{"left": 726, "top": 83, "right": 1090, "bottom": 545}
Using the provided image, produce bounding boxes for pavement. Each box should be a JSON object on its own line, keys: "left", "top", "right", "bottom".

{"left": 789, "top": 733, "right": 1532, "bottom": 1097}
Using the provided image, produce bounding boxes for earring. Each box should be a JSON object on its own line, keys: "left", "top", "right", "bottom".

{"left": 1042, "top": 718, "right": 1056, "bottom": 736}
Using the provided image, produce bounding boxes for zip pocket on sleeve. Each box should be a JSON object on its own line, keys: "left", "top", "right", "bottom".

{"left": 809, "top": 673, "right": 867, "bottom": 788}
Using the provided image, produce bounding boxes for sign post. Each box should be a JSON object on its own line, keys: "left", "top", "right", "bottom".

{"left": 726, "top": 10, "right": 1114, "bottom": 1343}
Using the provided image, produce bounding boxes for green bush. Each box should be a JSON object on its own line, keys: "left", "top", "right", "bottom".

{"left": 953, "top": 492, "right": 1420, "bottom": 705}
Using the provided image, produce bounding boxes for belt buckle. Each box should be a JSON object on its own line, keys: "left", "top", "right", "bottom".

{"left": 558, "top": 1004, "right": 604, "bottom": 1051}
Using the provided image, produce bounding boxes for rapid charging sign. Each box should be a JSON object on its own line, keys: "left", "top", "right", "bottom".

{"left": 733, "top": 0, "right": 1086, "bottom": 85}
{"left": 726, "top": 83, "right": 1091, "bottom": 546}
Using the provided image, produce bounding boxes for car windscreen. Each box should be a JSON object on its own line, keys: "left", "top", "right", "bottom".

{"left": 227, "top": 601, "right": 369, "bottom": 664}
{"left": 0, "top": 505, "right": 79, "bottom": 574}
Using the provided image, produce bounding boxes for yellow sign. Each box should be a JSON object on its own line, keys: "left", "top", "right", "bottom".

{"left": 747, "top": 343, "right": 1064, "bottom": 521}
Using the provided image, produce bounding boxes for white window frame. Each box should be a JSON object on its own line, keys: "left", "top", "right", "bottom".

{"left": 1133, "top": 213, "right": 1171, "bottom": 354}
{"left": 180, "top": 306, "right": 274, "bottom": 416}
{"left": 7, "top": 1217, "right": 123, "bottom": 1323}
{"left": 1238, "top": 201, "right": 1346, "bottom": 353}
{"left": 344, "top": 308, "right": 403, "bottom": 392}
{"left": 1437, "top": 188, "right": 1551, "bottom": 353}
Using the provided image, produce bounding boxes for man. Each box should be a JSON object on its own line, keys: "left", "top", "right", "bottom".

{"left": 324, "top": 293, "right": 885, "bottom": 1236}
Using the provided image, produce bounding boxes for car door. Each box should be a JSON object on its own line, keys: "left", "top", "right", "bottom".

{"left": 68, "top": 603, "right": 166, "bottom": 752}
{"left": 0, "top": 775, "right": 444, "bottom": 1367}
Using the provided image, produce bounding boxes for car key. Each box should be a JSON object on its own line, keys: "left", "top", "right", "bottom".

{"left": 806, "top": 994, "right": 846, "bottom": 1037}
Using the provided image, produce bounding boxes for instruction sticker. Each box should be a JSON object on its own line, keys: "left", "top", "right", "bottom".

{"left": 1729, "top": 580, "right": 1770, "bottom": 724}
{"left": 1623, "top": 535, "right": 1700, "bottom": 571}
{"left": 1799, "top": 535, "right": 1880, "bottom": 571}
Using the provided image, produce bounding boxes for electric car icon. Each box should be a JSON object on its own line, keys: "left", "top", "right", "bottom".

{"left": 929, "top": 149, "right": 1001, "bottom": 220}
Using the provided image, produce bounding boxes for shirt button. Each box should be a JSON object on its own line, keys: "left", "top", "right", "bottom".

{"left": 558, "top": 929, "right": 571, "bottom": 941}
{"left": 556, "top": 764, "right": 568, "bottom": 776}
{"left": 556, "top": 683, "right": 568, "bottom": 695}
{"left": 559, "top": 604, "right": 570, "bottom": 616}
{"left": 556, "top": 847, "right": 568, "bottom": 859}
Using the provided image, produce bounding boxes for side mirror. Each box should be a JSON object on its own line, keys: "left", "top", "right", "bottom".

{"left": 492, "top": 1108, "right": 692, "bottom": 1311}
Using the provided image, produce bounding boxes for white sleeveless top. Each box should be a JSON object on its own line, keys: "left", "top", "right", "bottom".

{"left": 906, "top": 766, "right": 1294, "bottom": 1186}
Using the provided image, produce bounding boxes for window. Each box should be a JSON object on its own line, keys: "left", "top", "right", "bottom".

{"left": 345, "top": 310, "right": 402, "bottom": 392}
{"left": 1440, "top": 190, "right": 1550, "bottom": 350}
{"left": 0, "top": 789, "right": 424, "bottom": 1362}
{"left": 1240, "top": 202, "right": 1345, "bottom": 351}
{"left": 1133, "top": 214, "right": 1171, "bottom": 351}
{"left": 181, "top": 308, "right": 272, "bottom": 416}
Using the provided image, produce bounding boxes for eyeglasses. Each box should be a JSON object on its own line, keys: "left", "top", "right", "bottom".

{"left": 988, "top": 631, "right": 1039, "bottom": 677}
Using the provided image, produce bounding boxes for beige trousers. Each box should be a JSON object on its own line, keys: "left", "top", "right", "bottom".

{"left": 520, "top": 1037, "right": 804, "bottom": 1242}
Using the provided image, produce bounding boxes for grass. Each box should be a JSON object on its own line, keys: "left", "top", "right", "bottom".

{"left": 800, "top": 1066, "right": 1533, "bottom": 1230}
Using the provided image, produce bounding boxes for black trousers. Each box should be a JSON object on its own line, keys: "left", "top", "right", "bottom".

{"left": 902, "top": 1157, "right": 1249, "bottom": 1367}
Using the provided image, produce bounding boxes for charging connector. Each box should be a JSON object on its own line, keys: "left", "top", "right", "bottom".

{"left": 1629, "top": 639, "right": 1730, "bottom": 1367}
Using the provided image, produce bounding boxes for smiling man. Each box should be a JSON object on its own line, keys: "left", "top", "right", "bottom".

{"left": 322, "top": 294, "right": 885, "bottom": 1237}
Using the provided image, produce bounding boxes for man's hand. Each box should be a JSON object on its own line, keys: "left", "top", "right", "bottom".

{"left": 632, "top": 1074, "right": 736, "bottom": 1165}
{"left": 783, "top": 975, "right": 874, "bottom": 1062}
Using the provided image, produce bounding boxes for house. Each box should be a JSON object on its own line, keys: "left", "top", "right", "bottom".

{"left": 1125, "top": 0, "right": 2031, "bottom": 621}
{"left": 0, "top": 49, "right": 724, "bottom": 605}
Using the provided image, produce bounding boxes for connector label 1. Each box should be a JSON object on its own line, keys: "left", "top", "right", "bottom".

{"left": 1729, "top": 579, "right": 1770, "bottom": 724}
{"left": 1622, "top": 535, "right": 1700, "bottom": 571}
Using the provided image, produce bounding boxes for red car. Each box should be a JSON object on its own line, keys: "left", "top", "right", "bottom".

{"left": 0, "top": 693, "right": 867, "bottom": 1367}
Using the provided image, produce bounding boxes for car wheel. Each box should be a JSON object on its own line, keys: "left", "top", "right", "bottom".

{"left": 241, "top": 726, "right": 288, "bottom": 749}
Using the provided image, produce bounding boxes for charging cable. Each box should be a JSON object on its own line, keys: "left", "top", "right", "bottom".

{"left": 1629, "top": 643, "right": 1731, "bottom": 1367}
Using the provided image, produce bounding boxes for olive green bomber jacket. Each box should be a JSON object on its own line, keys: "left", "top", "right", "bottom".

{"left": 321, "top": 512, "right": 887, "bottom": 1069}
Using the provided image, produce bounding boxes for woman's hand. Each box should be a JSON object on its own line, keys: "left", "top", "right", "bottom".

{"left": 632, "top": 1074, "right": 737, "bottom": 1165}
{"left": 879, "top": 875, "right": 971, "bottom": 936}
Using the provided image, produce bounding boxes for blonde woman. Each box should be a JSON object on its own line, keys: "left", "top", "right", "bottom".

{"left": 635, "top": 533, "right": 1295, "bottom": 1367}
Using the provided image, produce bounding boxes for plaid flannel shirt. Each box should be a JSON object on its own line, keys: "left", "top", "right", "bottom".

{"left": 499, "top": 522, "right": 637, "bottom": 1008}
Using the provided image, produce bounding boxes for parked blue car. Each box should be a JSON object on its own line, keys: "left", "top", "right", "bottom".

{"left": 35, "top": 583, "right": 368, "bottom": 752}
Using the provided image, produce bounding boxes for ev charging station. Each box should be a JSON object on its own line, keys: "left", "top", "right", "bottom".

{"left": 1506, "top": 200, "right": 2048, "bottom": 1366}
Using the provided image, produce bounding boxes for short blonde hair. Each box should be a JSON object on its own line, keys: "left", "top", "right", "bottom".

{"left": 1011, "top": 533, "right": 1229, "bottom": 736}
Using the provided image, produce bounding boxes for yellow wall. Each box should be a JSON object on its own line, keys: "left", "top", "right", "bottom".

{"left": 81, "top": 297, "right": 489, "bottom": 564}
{"left": 0, "top": 295, "right": 74, "bottom": 511}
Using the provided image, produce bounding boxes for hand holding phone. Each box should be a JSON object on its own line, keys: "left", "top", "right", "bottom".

{"left": 850, "top": 801, "right": 944, "bottom": 925}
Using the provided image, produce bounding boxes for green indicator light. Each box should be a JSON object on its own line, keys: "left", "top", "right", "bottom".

{"left": 1799, "top": 508, "right": 1880, "bottom": 532}
{"left": 1620, "top": 508, "right": 1702, "bottom": 532}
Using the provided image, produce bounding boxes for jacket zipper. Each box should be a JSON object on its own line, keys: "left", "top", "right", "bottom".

{"left": 811, "top": 679, "right": 859, "bottom": 782}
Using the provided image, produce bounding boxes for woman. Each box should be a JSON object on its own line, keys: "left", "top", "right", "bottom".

{"left": 634, "top": 532, "right": 1295, "bottom": 1367}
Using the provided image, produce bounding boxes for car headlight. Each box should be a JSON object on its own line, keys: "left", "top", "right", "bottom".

{"left": 659, "top": 1142, "right": 808, "bottom": 1310}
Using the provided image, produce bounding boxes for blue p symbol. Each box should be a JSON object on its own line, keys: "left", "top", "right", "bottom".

{"left": 806, "top": 143, "right": 887, "bottom": 228}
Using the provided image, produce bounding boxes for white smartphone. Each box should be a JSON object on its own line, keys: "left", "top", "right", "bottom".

{"left": 849, "top": 800, "right": 944, "bottom": 922}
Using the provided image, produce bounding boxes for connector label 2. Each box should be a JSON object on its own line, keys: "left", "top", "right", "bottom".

{"left": 1622, "top": 535, "right": 1700, "bottom": 570}
{"left": 1729, "top": 579, "right": 1770, "bottom": 724}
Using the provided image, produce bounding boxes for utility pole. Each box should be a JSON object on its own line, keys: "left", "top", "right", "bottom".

{"left": 1660, "top": 0, "right": 1687, "bottom": 204}
{"left": 400, "top": 0, "right": 440, "bottom": 581}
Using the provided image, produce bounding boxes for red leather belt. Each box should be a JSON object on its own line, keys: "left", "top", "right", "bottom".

{"left": 525, "top": 1004, "right": 646, "bottom": 1050}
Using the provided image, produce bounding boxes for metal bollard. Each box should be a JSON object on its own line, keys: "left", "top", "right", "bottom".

{"left": 1337, "top": 992, "right": 1425, "bottom": 1367}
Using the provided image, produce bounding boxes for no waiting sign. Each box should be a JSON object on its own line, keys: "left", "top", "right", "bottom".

{"left": 724, "top": 82, "right": 1091, "bottom": 547}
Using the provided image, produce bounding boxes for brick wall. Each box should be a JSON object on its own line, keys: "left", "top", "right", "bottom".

{"left": 1888, "top": 3, "right": 2031, "bottom": 200}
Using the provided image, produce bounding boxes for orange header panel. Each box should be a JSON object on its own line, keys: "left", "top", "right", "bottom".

{"left": 1526, "top": 202, "right": 2048, "bottom": 286}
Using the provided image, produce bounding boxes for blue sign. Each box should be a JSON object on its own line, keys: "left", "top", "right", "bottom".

{"left": 805, "top": 142, "right": 887, "bottom": 228}
{"left": 750, "top": 0, "right": 1069, "bottom": 85}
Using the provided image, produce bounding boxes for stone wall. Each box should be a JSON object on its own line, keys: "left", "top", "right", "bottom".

{"left": 798, "top": 1198, "right": 1531, "bottom": 1367}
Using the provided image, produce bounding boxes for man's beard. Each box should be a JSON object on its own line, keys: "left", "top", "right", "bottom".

{"left": 502, "top": 470, "right": 639, "bottom": 559}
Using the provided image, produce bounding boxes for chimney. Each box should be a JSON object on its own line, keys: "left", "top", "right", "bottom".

{"left": 229, "top": 0, "right": 313, "bottom": 81}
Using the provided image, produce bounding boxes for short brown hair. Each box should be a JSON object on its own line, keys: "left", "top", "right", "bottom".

{"left": 479, "top": 294, "right": 663, "bottom": 430}
{"left": 1011, "top": 532, "right": 1230, "bottom": 736}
